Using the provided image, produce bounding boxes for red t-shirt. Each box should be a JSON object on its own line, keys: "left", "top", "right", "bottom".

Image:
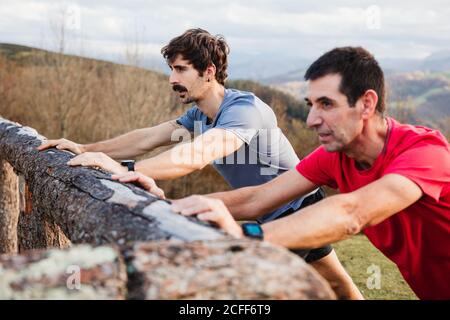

{"left": 296, "top": 117, "right": 450, "bottom": 299}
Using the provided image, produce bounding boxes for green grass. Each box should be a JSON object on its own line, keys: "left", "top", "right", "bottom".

{"left": 333, "top": 234, "right": 418, "bottom": 300}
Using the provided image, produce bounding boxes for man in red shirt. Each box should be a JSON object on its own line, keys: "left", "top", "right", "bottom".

{"left": 116, "top": 47, "right": 450, "bottom": 299}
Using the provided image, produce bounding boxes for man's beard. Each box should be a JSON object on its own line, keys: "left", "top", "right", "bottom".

{"left": 172, "top": 84, "right": 196, "bottom": 104}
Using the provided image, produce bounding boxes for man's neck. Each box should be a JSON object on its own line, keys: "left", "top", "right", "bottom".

{"left": 345, "top": 116, "right": 389, "bottom": 169}
{"left": 196, "top": 82, "right": 225, "bottom": 121}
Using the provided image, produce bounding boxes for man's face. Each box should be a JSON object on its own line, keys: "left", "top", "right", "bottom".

{"left": 305, "top": 74, "right": 364, "bottom": 152}
{"left": 168, "top": 55, "right": 209, "bottom": 104}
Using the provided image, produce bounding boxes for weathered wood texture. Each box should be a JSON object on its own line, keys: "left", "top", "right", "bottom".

{"left": 0, "top": 244, "right": 126, "bottom": 299}
{"left": 0, "top": 240, "right": 336, "bottom": 299}
{"left": 126, "top": 239, "right": 336, "bottom": 300}
{"left": 17, "top": 175, "right": 71, "bottom": 251}
{"left": 0, "top": 160, "right": 19, "bottom": 254}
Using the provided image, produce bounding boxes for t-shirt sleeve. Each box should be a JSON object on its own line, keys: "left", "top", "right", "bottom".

{"left": 295, "top": 146, "right": 338, "bottom": 189}
{"left": 214, "top": 105, "right": 262, "bottom": 144}
{"left": 383, "top": 142, "right": 450, "bottom": 202}
{"left": 176, "top": 107, "right": 199, "bottom": 132}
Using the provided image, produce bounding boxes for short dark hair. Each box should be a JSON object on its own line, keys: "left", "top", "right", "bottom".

{"left": 304, "top": 47, "right": 386, "bottom": 114}
{"left": 161, "top": 28, "right": 230, "bottom": 85}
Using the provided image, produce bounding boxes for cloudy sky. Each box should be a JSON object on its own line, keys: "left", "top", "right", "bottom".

{"left": 1, "top": 0, "right": 450, "bottom": 78}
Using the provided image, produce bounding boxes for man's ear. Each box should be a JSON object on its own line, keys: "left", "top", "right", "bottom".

{"left": 361, "top": 89, "right": 378, "bottom": 119}
{"left": 205, "top": 64, "right": 216, "bottom": 82}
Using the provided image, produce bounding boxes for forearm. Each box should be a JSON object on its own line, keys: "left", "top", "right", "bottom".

{"left": 210, "top": 169, "right": 317, "bottom": 221}
{"left": 135, "top": 145, "right": 201, "bottom": 180}
{"left": 262, "top": 193, "right": 360, "bottom": 249}
{"left": 84, "top": 121, "right": 180, "bottom": 160}
{"left": 135, "top": 129, "right": 242, "bottom": 180}
{"left": 209, "top": 187, "right": 262, "bottom": 220}
{"left": 83, "top": 129, "right": 151, "bottom": 159}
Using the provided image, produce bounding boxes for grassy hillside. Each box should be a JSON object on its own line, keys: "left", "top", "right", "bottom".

{"left": 388, "top": 72, "right": 450, "bottom": 133}
{"left": 0, "top": 44, "right": 419, "bottom": 299}
{"left": 0, "top": 44, "right": 315, "bottom": 197}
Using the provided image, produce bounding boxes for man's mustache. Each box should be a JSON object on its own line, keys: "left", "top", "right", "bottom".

{"left": 172, "top": 84, "right": 188, "bottom": 93}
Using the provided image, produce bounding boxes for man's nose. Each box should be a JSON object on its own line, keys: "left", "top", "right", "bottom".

{"left": 169, "top": 72, "right": 178, "bottom": 85}
{"left": 306, "top": 106, "right": 322, "bottom": 128}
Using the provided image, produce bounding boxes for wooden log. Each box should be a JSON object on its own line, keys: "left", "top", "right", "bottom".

{"left": 126, "top": 239, "right": 336, "bottom": 300}
{"left": 0, "top": 118, "right": 223, "bottom": 245}
{"left": 0, "top": 244, "right": 126, "bottom": 299}
{"left": 0, "top": 159, "right": 19, "bottom": 254}
{"left": 0, "top": 241, "right": 335, "bottom": 300}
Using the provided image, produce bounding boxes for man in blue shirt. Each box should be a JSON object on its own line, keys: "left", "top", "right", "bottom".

{"left": 39, "top": 28, "right": 362, "bottom": 299}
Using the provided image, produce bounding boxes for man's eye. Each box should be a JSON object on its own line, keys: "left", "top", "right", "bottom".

{"left": 322, "top": 101, "right": 332, "bottom": 107}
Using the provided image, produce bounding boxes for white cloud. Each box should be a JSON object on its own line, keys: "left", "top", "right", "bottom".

{"left": 224, "top": 4, "right": 367, "bottom": 35}
{"left": 1, "top": 0, "right": 449, "bottom": 75}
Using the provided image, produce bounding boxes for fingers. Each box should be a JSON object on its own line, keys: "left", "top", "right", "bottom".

{"left": 67, "top": 152, "right": 111, "bottom": 170}
{"left": 138, "top": 177, "right": 165, "bottom": 199}
{"left": 176, "top": 203, "right": 213, "bottom": 216}
{"left": 55, "top": 143, "right": 75, "bottom": 153}
{"left": 37, "top": 138, "right": 82, "bottom": 154}
{"left": 67, "top": 154, "right": 89, "bottom": 167}
{"left": 197, "top": 211, "right": 223, "bottom": 224}
{"left": 182, "top": 204, "right": 243, "bottom": 238}
{"left": 67, "top": 153, "right": 99, "bottom": 169}
{"left": 37, "top": 139, "right": 60, "bottom": 151}
{"left": 151, "top": 186, "right": 166, "bottom": 199}
{"left": 111, "top": 172, "right": 166, "bottom": 199}
{"left": 171, "top": 196, "right": 225, "bottom": 217}
{"left": 171, "top": 195, "right": 208, "bottom": 212}
{"left": 111, "top": 172, "right": 140, "bottom": 183}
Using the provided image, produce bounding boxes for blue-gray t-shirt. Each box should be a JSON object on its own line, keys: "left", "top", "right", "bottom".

{"left": 177, "top": 88, "right": 315, "bottom": 223}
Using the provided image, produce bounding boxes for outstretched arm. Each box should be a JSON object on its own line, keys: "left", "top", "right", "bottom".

{"left": 134, "top": 128, "right": 244, "bottom": 180}
{"left": 208, "top": 169, "right": 318, "bottom": 220}
{"left": 262, "top": 174, "right": 422, "bottom": 248}
{"left": 38, "top": 120, "right": 184, "bottom": 159}
{"left": 58, "top": 128, "right": 245, "bottom": 179}
{"left": 172, "top": 174, "right": 423, "bottom": 248}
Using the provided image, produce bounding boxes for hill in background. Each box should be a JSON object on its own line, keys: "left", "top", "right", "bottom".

{"left": 0, "top": 43, "right": 314, "bottom": 198}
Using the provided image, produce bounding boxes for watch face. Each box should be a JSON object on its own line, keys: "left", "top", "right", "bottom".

{"left": 245, "top": 224, "right": 262, "bottom": 235}
{"left": 242, "top": 223, "right": 263, "bottom": 239}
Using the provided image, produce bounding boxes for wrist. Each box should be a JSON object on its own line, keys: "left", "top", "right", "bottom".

{"left": 225, "top": 223, "right": 244, "bottom": 238}
{"left": 79, "top": 144, "right": 88, "bottom": 153}
{"left": 120, "top": 160, "right": 136, "bottom": 172}
{"left": 118, "top": 164, "right": 129, "bottom": 174}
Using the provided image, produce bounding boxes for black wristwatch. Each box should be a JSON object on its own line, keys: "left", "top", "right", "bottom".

{"left": 120, "top": 160, "right": 135, "bottom": 172}
{"left": 241, "top": 222, "right": 264, "bottom": 240}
